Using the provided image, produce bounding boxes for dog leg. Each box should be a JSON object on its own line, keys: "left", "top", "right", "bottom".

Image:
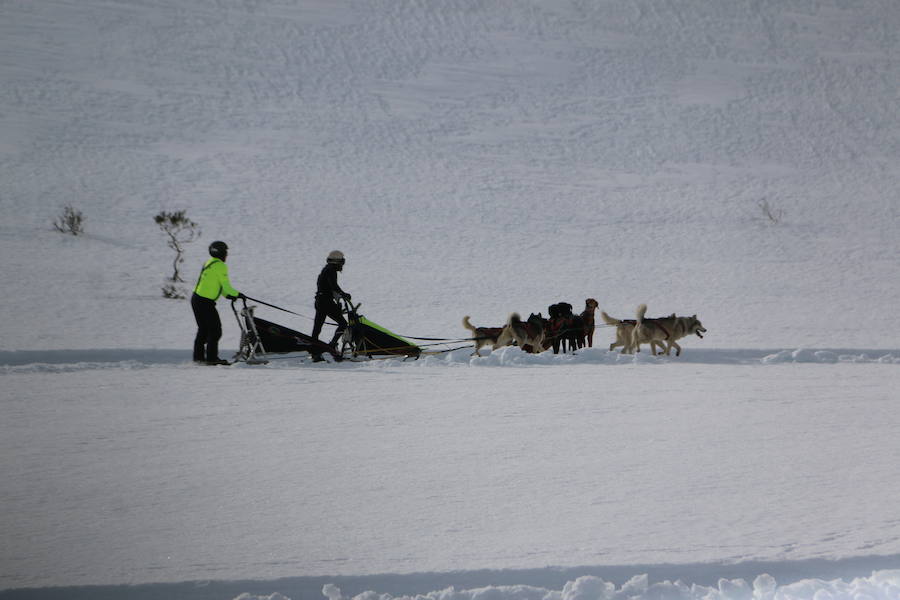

{"left": 625, "top": 328, "right": 638, "bottom": 354}
{"left": 494, "top": 325, "right": 512, "bottom": 350}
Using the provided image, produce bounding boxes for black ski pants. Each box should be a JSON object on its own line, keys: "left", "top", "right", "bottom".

{"left": 312, "top": 295, "right": 347, "bottom": 346}
{"left": 191, "top": 293, "right": 222, "bottom": 361}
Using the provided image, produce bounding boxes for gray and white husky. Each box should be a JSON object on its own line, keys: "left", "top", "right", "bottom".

{"left": 497, "top": 312, "right": 546, "bottom": 354}
{"left": 629, "top": 304, "right": 706, "bottom": 356}
{"left": 600, "top": 309, "right": 669, "bottom": 355}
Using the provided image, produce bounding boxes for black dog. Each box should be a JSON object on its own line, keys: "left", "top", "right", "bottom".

{"left": 547, "top": 302, "right": 584, "bottom": 353}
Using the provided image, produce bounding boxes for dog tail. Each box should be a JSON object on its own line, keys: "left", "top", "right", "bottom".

{"left": 599, "top": 311, "right": 620, "bottom": 326}
{"left": 462, "top": 316, "right": 477, "bottom": 334}
{"left": 636, "top": 303, "right": 648, "bottom": 323}
{"left": 507, "top": 312, "right": 522, "bottom": 325}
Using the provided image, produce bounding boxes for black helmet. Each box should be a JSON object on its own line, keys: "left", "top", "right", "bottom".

{"left": 209, "top": 241, "right": 228, "bottom": 259}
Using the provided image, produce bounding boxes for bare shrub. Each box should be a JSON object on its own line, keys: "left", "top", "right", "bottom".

{"left": 53, "top": 205, "right": 85, "bottom": 235}
{"left": 161, "top": 282, "right": 187, "bottom": 300}
{"left": 758, "top": 198, "right": 785, "bottom": 224}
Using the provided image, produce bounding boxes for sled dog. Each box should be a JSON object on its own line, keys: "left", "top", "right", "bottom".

{"left": 659, "top": 313, "right": 706, "bottom": 356}
{"left": 600, "top": 309, "right": 669, "bottom": 355}
{"left": 498, "top": 312, "right": 546, "bottom": 354}
{"left": 580, "top": 298, "right": 599, "bottom": 348}
{"left": 462, "top": 316, "right": 506, "bottom": 357}
{"left": 547, "top": 302, "right": 576, "bottom": 353}
{"left": 629, "top": 304, "right": 707, "bottom": 356}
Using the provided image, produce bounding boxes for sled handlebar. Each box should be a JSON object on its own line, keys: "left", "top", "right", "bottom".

{"left": 340, "top": 296, "right": 361, "bottom": 314}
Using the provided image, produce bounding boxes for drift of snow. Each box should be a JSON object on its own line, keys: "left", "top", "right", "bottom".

{"left": 316, "top": 573, "right": 900, "bottom": 600}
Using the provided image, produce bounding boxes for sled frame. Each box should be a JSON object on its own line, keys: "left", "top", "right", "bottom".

{"left": 232, "top": 299, "right": 269, "bottom": 365}
{"left": 339, "top": 298, "right": 420, "bottom": 360}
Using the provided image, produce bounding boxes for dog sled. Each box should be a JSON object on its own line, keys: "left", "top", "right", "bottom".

{"left": 340, "top": 297, "right": 420, "bottom": 359}
{"left": 231, "top": 296, "right": 420, "bottom": 364}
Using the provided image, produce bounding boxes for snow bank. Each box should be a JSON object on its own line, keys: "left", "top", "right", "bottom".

{"left": 307, "top": 572, "right": 900, "bottom": 600}
{"left": 760, "top": 349, "right": 900, "bottom": 365}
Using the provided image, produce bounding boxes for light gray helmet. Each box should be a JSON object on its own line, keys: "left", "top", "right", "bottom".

{"left": 327, "top": 250, "right": 345, "bottom": 265}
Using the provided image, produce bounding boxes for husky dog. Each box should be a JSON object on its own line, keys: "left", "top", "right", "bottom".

{"left": 498, "top": 312, "right": 546, "bottom": 354}
{"left": 629, "top": 304, "right": 706, "bottom": 356}
{"left": 600, "top": 310, "right": 669, "bottom": 355}
{"left": 628, "top": 304, "right": 677, "bottom": 354}
{"left": 462, "top": 316, "right": 506, "bottom": 357}
{"left": 659, "top": 313, "right": 706, "bottom": 356}
{"left": 580, "top": 298, "right": 599, "bottom": 348}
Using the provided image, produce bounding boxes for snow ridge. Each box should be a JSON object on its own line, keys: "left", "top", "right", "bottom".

{"left": 315, "top": 572, "right": 900, "bottom": 600}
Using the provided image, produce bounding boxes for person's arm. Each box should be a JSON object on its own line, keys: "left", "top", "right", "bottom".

{"left": 328, "top": 268, "right": 348, "bottom": 298}
{"left": 216, "top": 262, "right": 241, "bottom": 299}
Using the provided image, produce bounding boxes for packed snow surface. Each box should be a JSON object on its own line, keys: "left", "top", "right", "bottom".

{"left": 2, "top": 0, "right": 900, "bottom": 599}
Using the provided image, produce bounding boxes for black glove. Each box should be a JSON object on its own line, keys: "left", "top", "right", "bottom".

{"left": 238, "top": 292, "right": 246, "bottom": 300}
{"left": 343, "top": 293, "right": 352, "bottom": 301}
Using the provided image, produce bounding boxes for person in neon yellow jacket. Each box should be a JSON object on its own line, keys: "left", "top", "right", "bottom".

{"left": 191, "top": 240, "right": 244, "bottom": 364}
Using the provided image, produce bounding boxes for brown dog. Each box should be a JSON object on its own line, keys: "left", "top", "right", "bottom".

{"left": 580, "top": 298, "right": 599, "bottom": 348}
{"left": 462, "top": 316, "right": 506, "bottom": 357}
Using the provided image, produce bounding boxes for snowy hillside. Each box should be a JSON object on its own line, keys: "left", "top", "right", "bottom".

{"left": 2, "top": 1, "right": 900, "bottom": 599}
{"left": 2, "top": 0, "right": 900, "bottom": 350}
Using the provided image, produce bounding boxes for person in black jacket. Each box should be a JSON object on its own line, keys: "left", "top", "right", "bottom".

{"left": 311, "top": 250, "right": 351, "bottom": 350}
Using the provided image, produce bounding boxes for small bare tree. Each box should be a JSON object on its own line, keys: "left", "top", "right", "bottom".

{"left": 758, "top": 198, "right": 785, "bottom": 224}
{"left": 53, "top": 205, "right": 85, "bottom": 235}
{"left": 154, "top": 210, "right": 200, "bottom": 298}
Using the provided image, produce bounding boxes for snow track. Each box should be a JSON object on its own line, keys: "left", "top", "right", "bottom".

{"left": 2, "top": 347, "right": 899, "bottom": 373}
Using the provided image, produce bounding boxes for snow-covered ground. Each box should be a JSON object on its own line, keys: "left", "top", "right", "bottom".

{"left": 2, "top": 1, "right": 900, "bottom": 599}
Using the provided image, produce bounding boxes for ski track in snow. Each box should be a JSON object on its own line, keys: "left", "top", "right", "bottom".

{"left": 1, "top": 347, "right": 900, "bottom": 374}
